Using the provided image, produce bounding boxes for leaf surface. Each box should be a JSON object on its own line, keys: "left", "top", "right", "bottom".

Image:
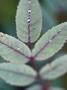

{"left": 32, "top": 22, "right": 67, "bottom": 61}
{"left": 16, "top": 0, "right": 42, "bottom": 43}
{"left": 27, "top": 85, "right": 41, "bottom": 90}
{"left": 0, "top": 63, "right": 36, "bottom": 86}
{"left": 40, "top": 55, "right": 67, "bottom": 80}
{"left": 26, "top": 84, "right": 65, "bottom": 90}
{"left": 0, "top": 33, "right": 31, "bottom": 64}
{"left": 49, "top": 87, "right": 65, "bottom": 90}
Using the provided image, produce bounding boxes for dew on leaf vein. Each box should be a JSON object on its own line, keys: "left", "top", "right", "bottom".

{"left": 27, "top": 0, "right": 32, "bottom": 42}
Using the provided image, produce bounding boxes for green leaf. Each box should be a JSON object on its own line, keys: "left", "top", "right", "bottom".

{"left": 16, "top": 0, "right": 42, "bottom": 43}
{"left": 26, "top": 84, "right": 64, "bottom": 90}
{"left": 26, "top": 84, "right": 41, "bottom": 90}
{"left": 32, "top": 22, "right": 67, "bottom": 61}
{"left": 40, "top": 55, "right": 67, "bottom": 80}
{"left": 0, "top": 32, "right": 31, "bottom": 64}
{"left": 0, "top": 63, "right": 37, "bottom": 86}
{"left": 49, "top": 87, "right": 65, "bottom": 90}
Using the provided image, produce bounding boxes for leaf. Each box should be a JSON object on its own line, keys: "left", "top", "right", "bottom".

{"left": 0, "top": 79, "right": 15, "bottom": 90}
{"left": 32, "top": 22, "right": 67, "bottom": 61}
{"left": 26, "top": 84, "right": 41, "bottom": 90}
{"left": 0, "top": 63, "right": 37, "bottom": 86}
{"left": 40, "top": 55, "right": 67, "bottom": 80}
{"left": 26, "top": 84, "right": 65, "bottom": 90}
{"left": 0, "top": 32, "right": 31, "bottom": 64}
{"left": 49, "top": 87, "right": 65, "bottom": 90}
{"left": 16, "top": 0, "right": 42, "bottom": 43}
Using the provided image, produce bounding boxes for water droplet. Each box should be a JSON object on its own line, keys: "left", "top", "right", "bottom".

{"left": 49, "top": 40, "right": 52, "bottom": 43}
{"left": 17, "top": 48, "right": 20, "bottom": 50}
{"left": 28, "top": 0, "right": 31, "bottom": 4}
{"left": 28, "top": 9, "right": 31, "bottom": 13}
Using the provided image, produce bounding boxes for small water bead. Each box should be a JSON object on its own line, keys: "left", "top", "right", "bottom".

{"left": 48, "top": 40, "right": 52, "bottom": 43}
{"left": 28, "top": 9, "right": 31, "bottom": 13}
{"left": 27, "top": 18, "right": 31, "bottom": 23}
{"left": 17, "top": 48, "right": 20, "bottom": 50}
{"left": 28, "top": 0, "right": 31, "bottom": 4}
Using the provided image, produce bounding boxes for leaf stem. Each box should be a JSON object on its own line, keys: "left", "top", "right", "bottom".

{"left": 29, "top": 56, "right": 37, "bottom": 70}
{"left": 36, "top": 74, "right": 50, "bottom": 90}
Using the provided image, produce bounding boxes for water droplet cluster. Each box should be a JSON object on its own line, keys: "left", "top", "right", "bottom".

{"left": 27, "top": 0, "right": 32, "bottom": 42}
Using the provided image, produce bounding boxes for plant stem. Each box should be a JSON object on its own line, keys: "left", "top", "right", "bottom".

{"left": 36, "top": 74, "right": 50, "bottom": 90}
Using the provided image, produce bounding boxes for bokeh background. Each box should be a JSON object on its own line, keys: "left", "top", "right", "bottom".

{"left": 0, "top": 0, "right": 67, "bottom": 90}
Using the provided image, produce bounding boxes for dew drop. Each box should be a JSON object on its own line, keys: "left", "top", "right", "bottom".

{"left": 49, "top": 40, "right": 52, "bottom": 43}
{"left": 17, "top": 48, "right": 20, "bottom": 50}
{"left": 28, "top": 9, "right": 31, "bottom": 13}
{"left": 28, "top": 0, "right": 31, "bottom": 4}
{"left": 27, "top": 18, "right": 30, "bottom": 22}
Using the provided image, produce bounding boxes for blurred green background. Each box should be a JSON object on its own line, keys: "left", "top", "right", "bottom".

{"left": 0, "top": 0, "right": 67, "bottom": 90}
